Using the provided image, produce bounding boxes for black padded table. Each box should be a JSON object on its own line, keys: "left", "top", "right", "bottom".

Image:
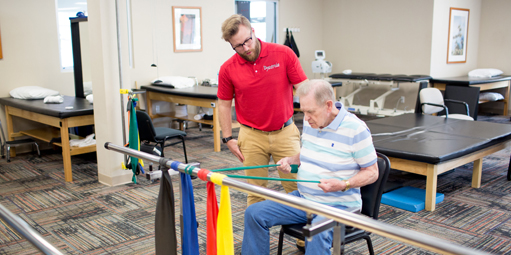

{"left": 430, "top": 75, "right": 511, "bottom": 117}
{"left": 141, "top": 85, "right": 232, "bottom": 152}
{"left": 329, "top": 73, "right": 431, "bottom": 114}
{"left": 0, "top": 96, "right": 95, "bottom": 182}
{"left": 329, "top": 73, "right": 432, "bottom": 83}
{"left": 367, "top": 113, "right": 511, "bottom": 211}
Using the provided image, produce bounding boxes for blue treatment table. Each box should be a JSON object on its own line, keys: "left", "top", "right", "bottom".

{"left": 0, "top": 96, "right": 94, "bottom": 182}
{"left": 366, "top": 113, "right": 511, "bottom": 211}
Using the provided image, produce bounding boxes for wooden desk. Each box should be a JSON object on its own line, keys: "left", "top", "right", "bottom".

{"left": 0, "top": 96, "right": 95, "bottom": 182}
{"left": 367, "top": 114, "right": 511, "bottom": 211}
{"left": 141, "top": 85, "right": 239, "bottom": 152}
{"left": 431, "top": 75, "right": 511, "bottom": 116}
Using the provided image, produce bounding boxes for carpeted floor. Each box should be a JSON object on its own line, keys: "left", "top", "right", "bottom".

{"left": 1, "top": 113, "right": 511, "bottom": 254}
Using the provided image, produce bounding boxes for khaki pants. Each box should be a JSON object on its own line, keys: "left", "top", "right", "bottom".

{"left": 238, "top": 123, "right": 301, "bottom": 206}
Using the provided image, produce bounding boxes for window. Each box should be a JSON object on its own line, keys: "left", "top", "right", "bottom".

{"left": 235, "top": 0, "right": 278, "bottom": 43}
{"left": 55, "top": 0, "right": 88, "bottom": 72}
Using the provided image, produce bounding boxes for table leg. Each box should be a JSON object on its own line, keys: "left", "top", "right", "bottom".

{"left": 425, "top": 164, "right": 438, "bottom": 211}
{"left": 472, "top": 158, "right": 483, "bottom": 188}
{"left": 146, "top": 93, "right": 154, "bottom": 118}
{"left": 213, "top": 105, "right": 221, "bottom": 152}
{"left": 508, "top": 155, "right": 511, "bottom": 181}
{"left": 60, "top": 119, "right": 73, "bottom": 182}
{"left": 503, "top": 81, "right": 510, "bottom": 116}
{"left": 5, "top": 106, "right": 16, "bottom": 158}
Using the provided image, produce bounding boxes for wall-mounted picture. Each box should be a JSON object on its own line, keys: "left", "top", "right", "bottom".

{"left": 172, "top": 6, "right": 202, "bottom": 52}
{"left": 447, "top": 7, "right": 469, "bottom": 64}
{"left": 0, "top": 29, "right": 3, "bottom": 59}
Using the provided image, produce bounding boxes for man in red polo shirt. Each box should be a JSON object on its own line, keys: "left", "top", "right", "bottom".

{"left": 218, "top": 14, "right": 308, "bottom": 206}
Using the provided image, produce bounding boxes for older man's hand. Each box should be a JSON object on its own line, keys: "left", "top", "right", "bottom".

{"left": 276, "top": 157, "right": 292, "bottom": 174}
{"left": 318, "top": 179, "right": 345, "bottom": 193}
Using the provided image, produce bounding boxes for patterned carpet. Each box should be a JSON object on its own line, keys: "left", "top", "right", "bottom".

{"left": 0, "top": 113, "right": 511, "bottom": 254}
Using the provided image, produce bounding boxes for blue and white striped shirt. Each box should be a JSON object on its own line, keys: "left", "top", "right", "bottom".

{"left": 298, "top": 102, "right": 377, "bottom": 209}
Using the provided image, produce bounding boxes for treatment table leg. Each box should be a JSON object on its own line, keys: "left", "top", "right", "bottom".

{"left": 60, "top": 119, "right": 73, "bottom": 182}
{"left": 5, "top": 106, "right": 16, "bottom": 158}
{"left": 508, "top": 156, "right": 511, "bottom": 181}
{"left": 213, "top": 104, "right": 221, "bottom": 152}
{"left": 472, "top": 159, "right": 483, "bottom": 188}
{"left": 425, "top": 164, "right": 438, "bottom": 211}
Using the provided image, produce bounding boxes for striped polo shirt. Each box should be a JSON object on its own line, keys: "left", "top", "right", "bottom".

{"left": 297, "top": 102, "right": 377, "bottom": 209}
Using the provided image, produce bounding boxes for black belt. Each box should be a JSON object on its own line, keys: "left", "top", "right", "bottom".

{"left": 242, "top": 117, "right": 293, "bottom": 132}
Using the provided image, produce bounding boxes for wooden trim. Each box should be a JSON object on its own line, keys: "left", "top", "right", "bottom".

{"left": 7, "top": 107, "right": 60, "bottom": 127}
{"left": 147, "top": 91, "right": 213, "bottom": 108}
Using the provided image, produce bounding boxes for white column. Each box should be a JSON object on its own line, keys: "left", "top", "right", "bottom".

{"left": 89, "top": 0, "right": 132, "bottom": 186}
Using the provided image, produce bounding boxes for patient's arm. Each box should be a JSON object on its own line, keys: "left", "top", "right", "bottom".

{"left": 318, "top": 162, "right": 379, "bottom": 193}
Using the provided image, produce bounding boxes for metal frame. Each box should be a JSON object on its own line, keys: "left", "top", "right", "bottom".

{"left": 104, "top": 142, "right": 489, "bottom": 255}
{"left": 0, "top": 204, "right": 62, "bottom": 254}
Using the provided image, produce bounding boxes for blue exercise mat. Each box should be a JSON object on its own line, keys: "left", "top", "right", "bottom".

{"left": 381, "top": 186, "right": 444, "bottom": 212}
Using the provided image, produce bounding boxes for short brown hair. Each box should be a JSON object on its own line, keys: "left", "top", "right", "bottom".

{"left": 221, "top": 14, "right": 251, "bottom": 42}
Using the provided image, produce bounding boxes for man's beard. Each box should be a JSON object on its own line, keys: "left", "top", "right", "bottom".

{"left": 240, "top": 40, "right": 260, "bottom": 62}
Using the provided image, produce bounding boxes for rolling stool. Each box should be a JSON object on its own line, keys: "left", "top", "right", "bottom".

{"left": 0, "top": 121, "right": 40, "bottom": 162}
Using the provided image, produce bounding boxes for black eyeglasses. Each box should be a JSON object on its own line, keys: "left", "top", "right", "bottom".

{"left": 232, "top": 36, "right": 253, "bottom": 51}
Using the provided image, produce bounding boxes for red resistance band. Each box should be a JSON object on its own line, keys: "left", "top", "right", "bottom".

{"left": 197, "top": 169, "right": 211, "bottom": 181}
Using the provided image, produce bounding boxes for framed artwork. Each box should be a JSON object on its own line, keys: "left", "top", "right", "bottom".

{"left": 447, "top": 7, "right": 470, "bottom": 64}
{"left": 172, "top": 6, "right": 202, "bottom": 52}
{"left": 0, "top": 29, "right": 3, "bottom": 59}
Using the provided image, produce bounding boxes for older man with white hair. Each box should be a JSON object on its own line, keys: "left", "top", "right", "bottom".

{"left": 241, "top": 79, "right": 379, "bottom": 254}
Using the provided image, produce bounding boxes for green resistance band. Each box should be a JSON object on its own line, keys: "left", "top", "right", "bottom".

{"left": 212, "top": 164, "right": 299, "bottom": 173}
{"left": 226, "top": 175, "right": 320, "bottom": 183}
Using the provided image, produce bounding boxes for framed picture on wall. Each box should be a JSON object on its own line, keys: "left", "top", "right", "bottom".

{"left": 0, "top": 29, "right": 3, "bottom": 59}
{"left": 447, "top": 7, "right": 470, "bottom": 64}
{"left": 172, "top": 6, "right": 202, "bottom": 52}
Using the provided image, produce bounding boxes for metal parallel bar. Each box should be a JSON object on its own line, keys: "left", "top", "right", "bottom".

{"left": 104, "top": 142, "right": 489, "bottom": 255}
{"left": 0, "top": 204, "right": 62, "bottom": 255}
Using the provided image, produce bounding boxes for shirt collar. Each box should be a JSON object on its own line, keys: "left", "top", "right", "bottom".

{"left": 324, "top": 102, "right": 347, "bottom": 130}
{"left": 235, "top": 38, "right": 267, "bottom": 64}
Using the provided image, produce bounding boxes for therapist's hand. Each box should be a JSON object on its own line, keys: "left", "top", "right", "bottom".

{"left": 318, "top": 179, "right": 344, "bottom": 193}
{"left": 226, "top": 139, "right": 244, "bottom": 163}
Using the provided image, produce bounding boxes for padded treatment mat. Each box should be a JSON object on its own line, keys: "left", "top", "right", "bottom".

{"left": 381, "top": 186, "right": 444, "bottom": 212}
{"left": 0, "top": 96, "right": 93, "bottom": 118}
{"left": 329, "top": 73, "right": 432, "bottom": 82}
{"left": 141, "top": 85, "right": 219, "bottom": 100}
{"left": 367, "top": 114, "right": 511, "bottom": 164}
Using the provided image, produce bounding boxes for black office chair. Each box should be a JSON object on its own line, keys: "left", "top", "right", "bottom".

{"left": 277, "top": 152, "right": 391, "bottom": 255}
{"left": 419, "top": 87, "right": 476, "bottom": 121}
{"left": 0, "top": 120, "right": 40, "bottom": 162}
{"left": 136, "top": 111, "right": 188, "bottom": 163}
{"left": 443, "top": 85, "right": 480, "bottom": 120}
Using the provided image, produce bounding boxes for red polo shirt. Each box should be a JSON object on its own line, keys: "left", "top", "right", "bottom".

{"left": 217, "top": 39, "right": 307, "bottom": 131}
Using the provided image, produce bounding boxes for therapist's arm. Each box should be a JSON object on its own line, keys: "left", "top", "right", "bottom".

{"left": 318, "top": 162, "right": 379, "bottom": 193}
{"left": 218, "top": 98, "right": 244, "bottom": 162}
{"left": 293, "top": 79, "right": 309, "bottom": 90}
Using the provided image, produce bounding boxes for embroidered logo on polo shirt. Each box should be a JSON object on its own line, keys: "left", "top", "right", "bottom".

{"left": 263, "top": 63, "right": 280, "bottom": 71}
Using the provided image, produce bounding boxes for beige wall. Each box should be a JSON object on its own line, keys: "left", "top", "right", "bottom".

{"left": 323, "top": 0, "right": 434, "bottom": 75}
{"left": 478, "top": 0, "right": 511, "bottom": 74}
{"left": 430, "top": 0, "right": 482, "bottom": 77}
